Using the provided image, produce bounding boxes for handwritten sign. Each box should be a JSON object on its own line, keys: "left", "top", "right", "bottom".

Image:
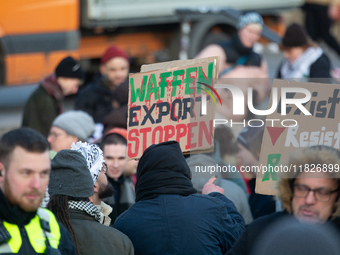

{"left": 127, "top": 57, "right": 219, "bottom": 159}
{"left": 256, "top": 79, "right": 340, "bottom": 195}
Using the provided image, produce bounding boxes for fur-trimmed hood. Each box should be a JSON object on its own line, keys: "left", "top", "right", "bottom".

{"left": 95, "top": 201, "right": 112, "bottom": 226}
{"left": 277, "top": 146, "right": 340, "bottom": 220}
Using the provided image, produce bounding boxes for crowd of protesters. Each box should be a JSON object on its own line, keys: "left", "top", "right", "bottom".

{"left": 1, "top": 8, "right": 340, "bottom": 255}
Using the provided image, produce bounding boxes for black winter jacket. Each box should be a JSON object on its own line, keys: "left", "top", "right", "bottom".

{"left": 75, "top": 76, "right": 129, "bottom": 123}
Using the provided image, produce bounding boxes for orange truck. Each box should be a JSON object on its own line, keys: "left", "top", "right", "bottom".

{"left": 0, "top": 0, "right": 303, "bottom": 86}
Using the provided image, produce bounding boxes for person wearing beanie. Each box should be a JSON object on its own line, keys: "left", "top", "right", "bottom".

{"left": 278, "top": 23, "right": 331, "bottom": 79}
{"left": 70, "top": 141, "right": 115, "bottom": 226}
{"left": 75, "top": 45, "right": 130, "bottom": 134}
{"left": 113, "top": 141, "right": 245, "bottom": 255}
{"left": 236, "top": 126, "right": 276, "bottom": 220}
{"left": 196, "top": 12, "right": 268, "bottom": 79}
{"left": 47, "top": 110, "right": 95, "bottom": 152}
{"left": 99, "top": 128, "right": 136, "bottom": 222}
{"left": 22, "top": 56, "right": 85, "bottom": 137}
{"left": 47, "top": 149, "right": 134, "bottom": 255}
{"left": 195, "top": 12, "right": 271, "bottom": 129}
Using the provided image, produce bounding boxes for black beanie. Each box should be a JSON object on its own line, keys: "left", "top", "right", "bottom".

{"left": 55, "top": 56, "right": 84, "bottom": 80}
{"left": 282, "top": 23, "right": 308, "bottom": 48}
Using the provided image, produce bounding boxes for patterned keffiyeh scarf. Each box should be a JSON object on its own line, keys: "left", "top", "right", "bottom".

{"left": 280, "top": 47, "right": 323, "bottom": 79}
{"left": 68, "top": 200, "right": 102, "bottom": 222}
{"left": 71, "top": 142, "right": 104, "bottom": 184}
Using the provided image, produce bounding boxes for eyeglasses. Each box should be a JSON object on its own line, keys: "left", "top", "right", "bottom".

{"left": 293, "top": 184, "right": 339, "bottom": 202}
{"left": 48, "top": 132, "right": 67, "bottom": 140}
{"left": 101, "top": 163, "right": 107, "bottom": 173}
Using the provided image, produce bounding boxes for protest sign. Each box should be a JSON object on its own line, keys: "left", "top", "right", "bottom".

{"left": 256, "top": 79, "right": 340, "bottom": 195}
{"left": 127, "top": 57, "right": 219, "bottom": 159}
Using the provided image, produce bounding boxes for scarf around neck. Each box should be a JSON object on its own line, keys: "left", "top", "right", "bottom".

{"left": 280, "top": 47, "right": 323, "bottom": 79}
{"left": 68, "top": 200, "right": 101, "bottom": 222}
{"left": 41, "top": 73, "right": 64, "bottom": 113}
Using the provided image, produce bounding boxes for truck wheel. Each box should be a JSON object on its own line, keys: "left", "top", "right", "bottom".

{"left": 199, "top": 31, "right": 230, "bottom": 51}
{"left": 168, "top": 28, "right": 182, "bottom": 60}
{"left": 188, "top": 19, "right": 235, "bottom": 59}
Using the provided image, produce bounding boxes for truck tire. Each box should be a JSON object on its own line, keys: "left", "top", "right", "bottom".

{"left": 168, "top": 27, "right": 182, "bottom": 60}
{"left": 188, "top": 18, "right": 235, "bottom": 59}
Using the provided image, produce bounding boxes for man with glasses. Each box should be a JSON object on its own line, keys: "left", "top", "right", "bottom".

{"left": 227, "top": 146, "right": 340, "bottom": 255}
{"left": 47, "top": 110, "right": 95, "bottom": 152}
{"left": 292, "top": 172, "right": 339, "bottom": 224}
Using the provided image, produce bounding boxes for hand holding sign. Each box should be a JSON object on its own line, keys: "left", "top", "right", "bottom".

{"left": 202, "top": 176, "right": 224, "bottom": 195}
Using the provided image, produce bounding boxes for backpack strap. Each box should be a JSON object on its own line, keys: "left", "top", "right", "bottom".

{"left": 219, "top": 55, "right": 249, "bottom": 77}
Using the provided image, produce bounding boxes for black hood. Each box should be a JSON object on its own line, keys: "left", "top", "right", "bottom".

{"left": 135, "top": 141, "right": 197, "bottom": 202}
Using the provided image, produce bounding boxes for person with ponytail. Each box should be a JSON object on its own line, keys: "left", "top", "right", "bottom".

{"left": 47, "top": 149, "right": 133, "bottom": 255}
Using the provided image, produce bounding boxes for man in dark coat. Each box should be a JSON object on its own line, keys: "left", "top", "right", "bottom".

{"left": 227, "top": 146, "right": 340, "bottom": 255}
{"left": 114, "top": 141, "right": 245, "bottom": 255}
{"left": 22, "top": 56, "right": 84, "bottom": 137}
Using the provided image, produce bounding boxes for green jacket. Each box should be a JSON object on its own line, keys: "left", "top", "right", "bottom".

{"left": 22, "top": 85, "right": 61, "bottom": 137}
{"left": 69, "top": 209, "right": 134, "bottom": 255}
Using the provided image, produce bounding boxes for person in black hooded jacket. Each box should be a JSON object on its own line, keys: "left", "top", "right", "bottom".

{"left": 113, "top": 141, "right": 245, "bottom": 255}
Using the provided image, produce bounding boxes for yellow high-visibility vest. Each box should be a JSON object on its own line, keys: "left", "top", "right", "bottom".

{"left": 0, "top": 208, "right": 61, "bottom": 254}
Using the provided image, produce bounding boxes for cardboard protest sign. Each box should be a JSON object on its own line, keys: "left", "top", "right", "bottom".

{"left": 256, "top": 79, "right": 340, "bottom": 195}
{"left": 127, "top": 57, "right": 220, "bottom": 159}
{"left": 140, "top": 57, "right": 218, "bottom": 73}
